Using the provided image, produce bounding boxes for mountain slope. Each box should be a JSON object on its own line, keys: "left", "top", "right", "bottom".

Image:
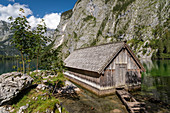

{"left": 0, "top": 20, "right": 18, "bottom": 56}
{"left": 0, "top": 20, "right": 56, "bottom": 56}
{"left": 55, "top": 0, "right": 170, "bottom": 59}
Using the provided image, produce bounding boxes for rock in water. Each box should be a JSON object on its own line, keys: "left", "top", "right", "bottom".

{"left": 0, "top": 72, "right": 33, "bottom": 105}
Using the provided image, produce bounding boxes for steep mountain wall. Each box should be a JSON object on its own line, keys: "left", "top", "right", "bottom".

{"left": 0, "top": 20, "right": 17, "bottom": 56}
{"left": 55, "top": 0, "right": 169, "bottom": 59}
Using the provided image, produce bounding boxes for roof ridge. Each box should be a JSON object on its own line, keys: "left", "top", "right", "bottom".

{"left": 97, "top": 43, "right": 125, "bottom": 73}
{"left": 75, "top": 41, "right": 124, "bottom": 51}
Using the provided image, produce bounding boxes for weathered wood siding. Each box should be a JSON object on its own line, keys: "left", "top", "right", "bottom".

{"left": 115, "top": 64, "right": 127, "bottom": 87}
{"left": 101, "top": 48, "right": 141, "bottom": 87}
{"left": 67, "top": 68, "right": 100, "bottom": 85}
{"left": 105, "top": 48, "right": 140, "bottom": 70}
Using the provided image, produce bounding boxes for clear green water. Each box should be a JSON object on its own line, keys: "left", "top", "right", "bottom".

{"left": 0, "top": 59, "right": 36, "bottom": 75}
{"left": 0, "top": 60, "right": 17, "bottom": 75}
{"left": 1, "top": 59, "right": 170, "bottom": 112}
{"left": 142, "top": 60, "right": 170, "bottom": 77}
{"left": 141, "top": 59, "right": 170, "bottom": 104}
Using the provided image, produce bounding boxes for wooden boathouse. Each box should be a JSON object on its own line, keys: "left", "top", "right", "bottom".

{"left": 64, "top": 42, "right": 145, "bottom": 96}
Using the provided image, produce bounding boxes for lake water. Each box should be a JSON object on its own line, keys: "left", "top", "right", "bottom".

{"left": 0, "top": 59, "right": 36, "bottom": 75}
{"left": 1, "top": 59, "right": 170, "bottom": 112}
{"left": 140, "top": 59, "right": 170, "bottom": 104}
{"left": 60, "top": 59, "right": 170, "bottom": 113}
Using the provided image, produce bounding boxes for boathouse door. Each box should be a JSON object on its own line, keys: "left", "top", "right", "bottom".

{"left": 115, "top": 64, "right": 127, "bottom": 87}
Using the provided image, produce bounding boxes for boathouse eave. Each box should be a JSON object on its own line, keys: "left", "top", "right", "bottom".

{"left": 124, "top": 44, "right": 146, "bottom": 72}
{"left": 64, "top": 41, "right": 145, "bottom": 74}
{"left": 65, "top": 66, "right": 101, "bottom": 77}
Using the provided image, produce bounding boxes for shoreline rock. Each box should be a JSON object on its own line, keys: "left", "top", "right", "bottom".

{"left": 0, "top": 72, "right": 33, "bottom": 106}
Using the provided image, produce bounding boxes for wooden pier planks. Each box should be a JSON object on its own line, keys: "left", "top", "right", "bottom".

{"left": 116, "top": 89, "right": 146, "bottom": 113}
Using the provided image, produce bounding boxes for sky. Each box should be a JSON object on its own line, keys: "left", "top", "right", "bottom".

{"left": 0, "top": 0, "right": 77, "bottom": 29}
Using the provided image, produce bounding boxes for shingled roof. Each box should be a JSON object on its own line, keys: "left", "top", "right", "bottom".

{"left": 64, "top": 42, "right": 145, "bottom": 74}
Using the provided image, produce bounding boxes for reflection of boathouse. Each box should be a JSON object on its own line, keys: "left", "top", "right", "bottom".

{"left": 64, "top": 42, "right": 145, "bottom": 96}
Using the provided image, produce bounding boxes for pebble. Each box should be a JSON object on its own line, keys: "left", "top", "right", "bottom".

{"left": 110, "top": 109, "right": 122, "bottom": 113}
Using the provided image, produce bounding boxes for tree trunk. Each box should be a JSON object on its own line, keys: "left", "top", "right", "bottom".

{"left": 36, "top": 52, "right": 39, "bottom": 73}
{"left": 21, "top": 52, "right": 25, "bottom": 74}
{"left": 17, "top": 58, "right": 18, "bottom": 72}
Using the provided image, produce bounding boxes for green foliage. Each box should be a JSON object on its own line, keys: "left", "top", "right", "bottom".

{"left": 40, "top": 45, "right": 65, "bottom": 74}
{"left": 61, "top": 9, "right": 73, "bottom": 20}
{"left": 97, "top": 30, "right": 102, "bottom": 38}
{"left": 55, "top": 28, "right": 59, "bottom": 32}
{"left": 142, "top": 49, "right": 147, "bottom": 55}
{"left": 90, "top": 38, "right": 99, "bottom": 47}
{"left": 9, "top": 8, "right": 32, "bottom": 74}
{"left": 97, "top": 16, "right": 108, "bottom": 38}
{"left": 30, "top": 72, "right": 43, "bottom": 84}
{"left": 31, "top": 20, "right": 51, "bottom": 71}
{"left": 34, "top": 97, "right": 58, "bottom": 112}
{"left": 105, "top": 0, "right": 111, "bottom": 4}
{"left": 112, "top": 0, "right": 135, "bottom": 13}
{"left": 9, "top": 8, "right": 52, "bottom": 73}
{"left": 83, "top": 15, "right": 96, "bottom": 22}
{"left": 150, "top": 21, "right": 170, "bottom": 59}
{"left": 76, "top": 0, "right": 82, "bottom": 5}
{"left": 12, "top": 88, "right": 60, "bottom": 113}
{"left": 46, "top": 73, "right": 66, "bottom": 88}
{"left": 73, "top": 31, "right": 79, "bottom": 42}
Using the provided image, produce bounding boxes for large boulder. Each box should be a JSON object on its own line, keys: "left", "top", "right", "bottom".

{"left": 0, "top": 72, "right": 33, "bottom": 106}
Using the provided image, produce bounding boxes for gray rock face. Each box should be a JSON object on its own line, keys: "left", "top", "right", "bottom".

{"left": 0, "top": 72, "right": 33, "bottom": 106}
{"left": 0, "top": 20, "right": 18, "bottom": 56}
{"left": 0, "top": 20, "right": 12, "bottom": 42}
{"left": 54, "top": 0, "right": 169, "bottom": 59}
{"left": 0, "top": 106, "right": 9, "bottom": 113}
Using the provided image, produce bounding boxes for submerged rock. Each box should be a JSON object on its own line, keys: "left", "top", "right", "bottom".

{"left": 0, "top": 72, "right": 33, "bottom": 106}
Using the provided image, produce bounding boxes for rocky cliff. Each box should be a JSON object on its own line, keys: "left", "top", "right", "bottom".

{"left": 55, "top": 0, "right": 169, "bottom": 59}
{"left": 0, "top": 20, "right": 18, "bottom": 56}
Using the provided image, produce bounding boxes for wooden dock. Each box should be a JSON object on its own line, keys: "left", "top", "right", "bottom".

{"left": 116, "top": 89, "right": 146, "bottom": 113}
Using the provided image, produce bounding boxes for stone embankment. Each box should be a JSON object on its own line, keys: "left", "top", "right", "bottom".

{"left": 0, "top": 72, "right": 33, "bottom": 106}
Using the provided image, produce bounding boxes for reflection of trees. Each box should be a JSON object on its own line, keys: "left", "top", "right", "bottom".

{"left": 141, "top": 59, "right": 154, "bottom": 73}
{"left": 0, "top": 60, "right": 16, "bottom": 75}
{"left": 141, "top": 59, "right": 170, "bottom": 104}
{"left": 0, "top": 60, "right": 36, "bottom": 75}
{"left": 141, "top": 59, "right": 170, "bottom": 76}
{"left": 142, "top": 76, "right": 170, "bottom": 104}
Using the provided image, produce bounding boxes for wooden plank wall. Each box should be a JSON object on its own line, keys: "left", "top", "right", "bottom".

{"left": 101, "top": 48, "right": 141, "bottom": 87}
{"left": 68, "top": 70, "right": 100, "bottom": 85}
{"left": 67, "top": 48, "right": 141, "bottom": 89}
{"left": 105, "top": 48, "right": 139, "bottom": 70}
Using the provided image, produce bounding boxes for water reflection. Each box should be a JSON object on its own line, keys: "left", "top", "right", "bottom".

{"left": 141, "top": 59, "right": 170, "bottom": 104}
{"left": 141, "top": 59, "right": 170, "bottom": 76}
{"left": 0, "top": 60, "right": 36, "bottom": 75}
{"left": 0, "top": 60, "right": 17, "bottom": 75}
